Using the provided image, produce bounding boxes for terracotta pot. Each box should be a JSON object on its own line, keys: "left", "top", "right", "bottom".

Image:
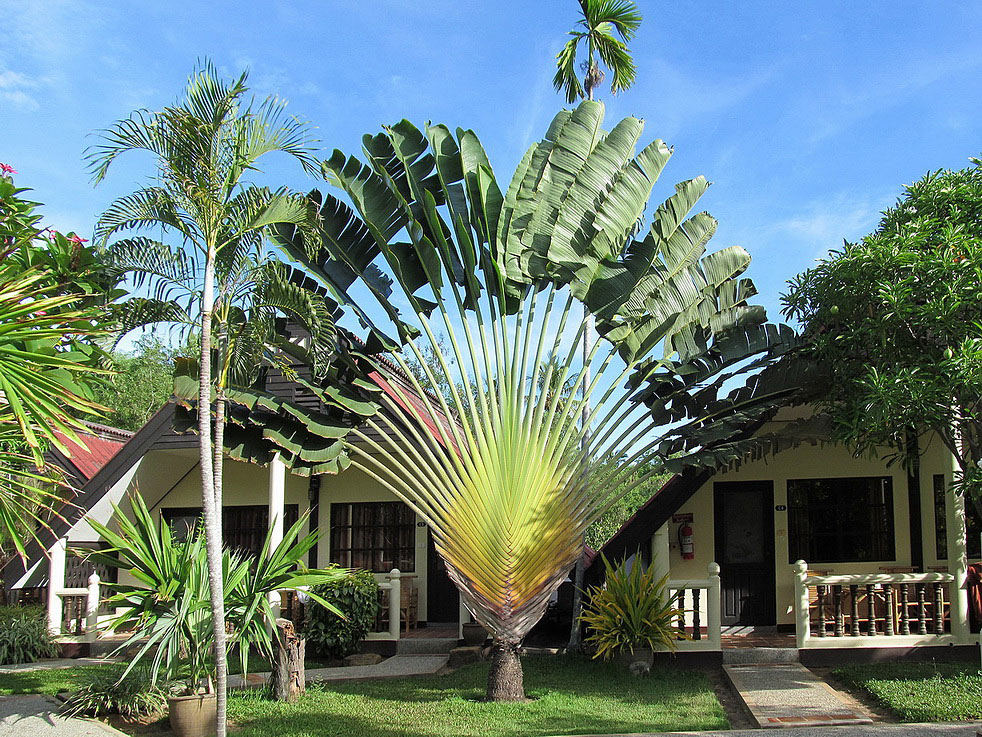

{"left": 461, "top": 621, "right": 489, "bottom": 646}
{"left": 615, "top": 647, "right": 654, "bottom": 670}
{"left": 168, "top": 693, "right": 217, "bottom": 737}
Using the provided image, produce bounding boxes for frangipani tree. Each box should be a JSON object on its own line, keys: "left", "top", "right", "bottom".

{"left": 274, "top": 101, "right": 797, "bottom": 700}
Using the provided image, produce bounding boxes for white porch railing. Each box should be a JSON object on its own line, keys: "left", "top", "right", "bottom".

{"left": 666, "top": 562, "right": 721, "bottom": 651}
{"left": 45, "top": 538, "right": 102, "bottom": 642}
{"left": 364, "top": 568, "right": 403, "bottom": 641}
{"left": 793, "top": 560, "right": 971, "bottom": 649}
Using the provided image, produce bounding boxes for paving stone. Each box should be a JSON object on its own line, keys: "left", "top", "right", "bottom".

{"left": 447, "top": 646, "right": 483, "bottom": 669}
{"left": 226, "top": 654, "right": 449, "bottom": 688}
{"left": 557, "top": 721, "right": 981, "bottom": 736}
{"left": 724, "top": 663, "right": 872, "bottom": 729}
{"left": 0, "top": 695, "right": 127, "bottom": 736}
{"left": 0, "top": 657, "right": 119, "bottom": 674}
{"left": 343, "top": 652, "right": 383, "bottom": 666}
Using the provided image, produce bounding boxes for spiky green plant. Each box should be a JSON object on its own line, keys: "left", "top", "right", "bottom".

{"left": 580, "top": 556, "right": 683, "bottom": 661}
{"left": 273, "top": 101, "right": 798, "bottom": 700}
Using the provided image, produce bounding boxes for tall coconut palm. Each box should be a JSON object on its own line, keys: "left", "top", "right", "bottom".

{"left": 88, "top": 62, "right": 318, "bottom": 737}
{"left": 553, "top": 0, "right": 643, "bottom": 103}
{"left": 273, "top": 102, "right": 799, "bottom": 700}
{"left": 553, "top": 0, "right": 643, "bottom": 650}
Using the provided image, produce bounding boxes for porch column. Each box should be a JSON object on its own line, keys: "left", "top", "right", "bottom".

{"left": 268, "top": 453, "right": 286, "bottom": 614}
{"left": 651, "top": 524, "right": 670, "bottom": 583}
{"left": 946, "top": 470, "right": 970, "bottom": 643}
{"left": 46, "top": 537, "right": 67, "bottom": 636}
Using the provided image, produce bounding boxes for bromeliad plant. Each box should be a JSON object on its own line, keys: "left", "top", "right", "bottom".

{"left": 86, "top": 494, "right": 347, "bottom": 694}
{"left": 580, "top": 556, "right": 683, "bottom": 662}
{"left": 273, "top": 101, "right": 799, "bottom": 700}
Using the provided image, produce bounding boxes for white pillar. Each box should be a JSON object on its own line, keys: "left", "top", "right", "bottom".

{"left": 707, "top": 562, "right": 722, "bottom": 650}
{"left": 268, "top": 453, "right": 286, "bottom": 614}
{"left": 947, "top": 473, "right": 971, "bottom": 643}
{"left": 388, "top": 569, "right": 402, "bottom": 640}
{"left": 793, "top": 560, "right": 810, "bottom": 649}
{"left": 46, "top": 538, "right": 67, "bottom": 636}
{"left": 85, "top": 573, "right": 100, "bottom": 643}
{"left": 652, "top": 524, "right": 671, "bottom": 584}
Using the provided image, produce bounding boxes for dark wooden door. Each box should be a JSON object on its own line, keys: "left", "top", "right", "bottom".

{"left": 714, "top": 481, "right": 775, "bottom": 626}
{"left": 426, "top": 531, "right": 460, "bottom": 623}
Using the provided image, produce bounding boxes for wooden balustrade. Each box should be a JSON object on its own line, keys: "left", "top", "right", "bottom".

{"left": 793, "top": 561, "right": 965, "bottom": 649}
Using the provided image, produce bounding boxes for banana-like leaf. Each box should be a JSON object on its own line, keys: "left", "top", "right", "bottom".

{"left": 270, "top": 102, "right": 802, "bottom": 651}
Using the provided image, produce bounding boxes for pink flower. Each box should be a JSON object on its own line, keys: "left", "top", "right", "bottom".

{"left": 45, "top": 229, "right": 58, "bottom": 239}
{"left": 67, "top": 234, "right": 88, "bottom": 244}
{"left": 0, "top": 163, "right": 15, "bottom": 176}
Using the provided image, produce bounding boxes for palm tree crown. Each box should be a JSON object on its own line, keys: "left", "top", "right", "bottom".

{"left": 554, "top": 0, "right": 643, "bottom": 103}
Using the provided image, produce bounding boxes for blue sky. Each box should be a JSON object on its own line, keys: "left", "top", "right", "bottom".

{"left": 3, "top": 0, "right": 982, "bottom": 326}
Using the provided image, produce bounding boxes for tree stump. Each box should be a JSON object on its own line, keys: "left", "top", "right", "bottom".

{"left": 270, "top": 617, "right": 305, "bottom": 702}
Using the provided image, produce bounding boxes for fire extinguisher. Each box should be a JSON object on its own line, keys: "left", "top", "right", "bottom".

{"left": 678, "top": 523, "right": 694, "bottom": 560}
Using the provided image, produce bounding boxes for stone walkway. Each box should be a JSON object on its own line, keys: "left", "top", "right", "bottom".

{"left": 562, "top": 723, "right": 981, "bottom": 736}
{"left": 0, "top": 658, "right": 118, "bottom": 674}
{"left": 228, "top": 654, "right": 450, "bottom": 688}
{"left": 0, "top": 695, "right": 125, "bottom": 736}
{"left": 724, "top": 663, "right": 872, "bottom": 729}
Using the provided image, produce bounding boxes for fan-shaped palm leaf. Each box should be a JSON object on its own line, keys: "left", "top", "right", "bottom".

{"left": 274, "top": 102, "right": 799, "bottom": 701}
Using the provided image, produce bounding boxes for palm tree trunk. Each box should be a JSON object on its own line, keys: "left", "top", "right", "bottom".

{"left": 212, "top": 321, "right": 226, "bottom": 539}
{"left": 197, "top": 253, "right": 229, "bottom": 737}
{"left": 486, "top": 639, "right": 525, "bottom": 701}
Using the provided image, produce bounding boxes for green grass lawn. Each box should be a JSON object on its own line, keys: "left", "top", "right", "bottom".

{"left": 0, "top": 656, "right": 335, "bottom": 696}
{"left": 834, "top": 661, "right": 982, "bottom": 722}
{"left": 228, "top": 655, "right": 727, "bottom": 737}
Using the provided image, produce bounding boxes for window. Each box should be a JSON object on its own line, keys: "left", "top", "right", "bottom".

{"left": 330, "top": 502, "right": 415, "bottom": 572}
{"left": 162, "top": 505, "right": 299, "bottom": 557}
{"left": 934, "top": 474, "right": 982, "bottom": 559}
{"left": 787, "top": 476, "right": 894, "bottom": 563}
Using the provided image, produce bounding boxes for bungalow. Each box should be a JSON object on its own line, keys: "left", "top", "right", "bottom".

{"left": 3, "top": 361, "right": 466, "bottom": 644}
{"left": 591, "top": 405, "right": 981, "bottom": 663}
{"left": 6, "top": 371, "right": 980, "bottom": 662}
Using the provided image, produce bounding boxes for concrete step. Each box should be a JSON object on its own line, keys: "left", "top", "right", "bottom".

{"left": 396, "top": 637, "right": 459, "bottom": 655}
{"left": 723, "top": 647, "right": 800, "bottom": 665}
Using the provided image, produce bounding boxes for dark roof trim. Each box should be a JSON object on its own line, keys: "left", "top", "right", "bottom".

{"left": 4, "top": 402, "right": 181, "bottom": 587}
{"left": 588, "top": 467, "right": 714, "bottom": 576}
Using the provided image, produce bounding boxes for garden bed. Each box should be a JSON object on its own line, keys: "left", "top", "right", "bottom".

{"left": 833, "top": 662, "right": 982, "bottom": 722}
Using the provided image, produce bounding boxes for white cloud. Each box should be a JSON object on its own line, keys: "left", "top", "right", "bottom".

{"left": 801, "top": 49, "right": 982, "bottom": 145}
{"left": 766, "top": 191, "right": 893, "bottom": 260}
{"left": 627, "top": 58, "right": 780, "bottom": 140}
{"left": 0, "top": 68, "right": 42, "bottom": 111}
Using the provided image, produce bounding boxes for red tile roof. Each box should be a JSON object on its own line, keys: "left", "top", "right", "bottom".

{"left": 51, "top": 422, "right": 133, "bottom": 483}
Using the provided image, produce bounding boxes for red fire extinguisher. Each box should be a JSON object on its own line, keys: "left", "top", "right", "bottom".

{"left": 678, "top": 523, "right": 694, "bottom": 560}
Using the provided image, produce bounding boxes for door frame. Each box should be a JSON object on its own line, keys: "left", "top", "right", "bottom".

{"left": 713, "top": 480, "right": 776, "bottom": 626}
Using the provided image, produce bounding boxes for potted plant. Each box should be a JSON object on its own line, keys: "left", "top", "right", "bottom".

{"left": 579, "top": 555, "right": 685, "bottom": 673}
{"left": 86, "top": 495, "right": 349, "bottom": 736}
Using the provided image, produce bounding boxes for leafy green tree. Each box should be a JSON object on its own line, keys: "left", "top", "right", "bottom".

{"left": 585, "top": 458, "right": 670, "bottom": 550}
{"left": 783, "top": 157, "right": 982, "bottom": 507}
{"left": 273, "top": 102, "right": 795, "bottom": 700}
{"left": 88, "top": 62, "right": 319, "bottom": 737}
{"left": 0, "top": 170, "right": 108, "bottom": 557}
{"left": 553, "top": 0, "right": 643, "bottom": 103}
{"left": 92, "top": 336, "right": 180, "bottom": 431}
